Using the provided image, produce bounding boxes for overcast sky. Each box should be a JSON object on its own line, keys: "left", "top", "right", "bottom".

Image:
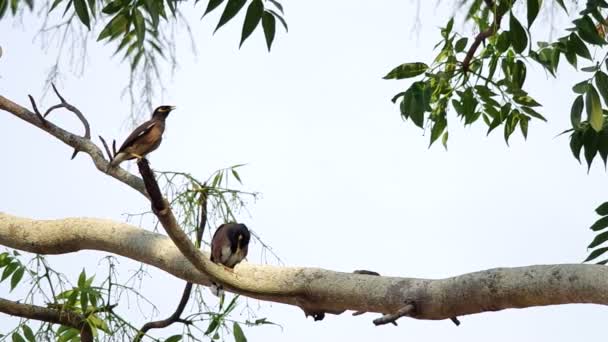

{"left": 1, "top": 1, "right": 607, "bottom": 341}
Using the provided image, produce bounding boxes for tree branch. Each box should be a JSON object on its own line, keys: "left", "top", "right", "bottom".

{"left": 2, "top": 212, "right": 608, "bottom": 325}
{"left": 0, "top": 297, "right": 93, "bottom": 342}
{"left": 134, "top": 188, "right": 208, "bottom": 341}
{"left": 462, "top": 0, "right": 510, "bottom": 72}
{"left": 0, "top": 94, "right": 147, "bottom": 198}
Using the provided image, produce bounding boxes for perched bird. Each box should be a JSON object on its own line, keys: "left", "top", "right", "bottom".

{"left": 210, "top": 223, "right": 250, "bottom": 268}
{"left": 209, "top": 223, "right": 250, "bottom": 296}
{"left": 109, "top": 105, "right": 175, "bottom": 168}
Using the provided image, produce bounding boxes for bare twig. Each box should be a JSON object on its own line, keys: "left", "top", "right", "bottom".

{"left": 373, "top": 302, "right": 415, "bottom": 326}
{"left": 27, "top": 83, "right": 91, "bottom": 160}
{"left": 134, "top": 189, "right": 209, "bottom": 341}
{"left": 99, "top": 135, "right": 115, "bottom": 162}
{"left": 0, "top": 297, "right": 93, "bottom": 342}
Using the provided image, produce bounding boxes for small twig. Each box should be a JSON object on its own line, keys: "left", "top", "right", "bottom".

{"left": 27, "top": 95, "right": 46, "bottom": 124}
{"left": 351, "top": 270, "right": 397, "bottom": 325}
{"left": 373, "top": 302, "right": 415, "bottom": 326}
{"left": 98, "top": 135, "right": 115, "bottom": 162}
{"left": 28, "top": 84, "right": 92, "bottom": 159}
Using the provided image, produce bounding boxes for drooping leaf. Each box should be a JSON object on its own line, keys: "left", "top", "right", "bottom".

{"left": 383, "top": 62, "right": 428, "bottom": 80}
{"left": 575, "top": 15, "right": 607, "bottom": 46}
{"left": 569, "top": 33, "right": 592, "bottom": 59}
{"left": 240, "top": 0, "right": 263, "bottom": 47}
{"left": 215, "top": 0, "right": 247, "bottom": 33}
{"left": 429, "top": 116, "right": 447, "bottom": 147}
{"left": 596, "top": 202, "right": 608, "bottom": 215}
{"left": 509, "top": 12, "right": 528, "bottom": 53}
{"left": 455, "top": 37, "right": 468, "bottom": 52}
{"left": 1, "top": 261, "right": 18, "bottom": 282}
{"left": 73, "top": 0, "right": 90, "bottom": 29}
{"left": 101, "top": 0, "right": 122, "bottom": 14}
{"left": 261, "top": 11, "right": 275, "bottom": 51}
{"left": 21, "top": 325, "right": 35, "bottom": 342}
{"left": 526, "top": 0, "right": 540, "bottom": 28}
{"left": 10, "top": 266, "right": 24, "bottom": 291}
{"left": 164, "top": 335, "right": 182, "bottom": 342}
{"left": 133, "top": 8, "right": 146, "bottom": 46}
{"left": 570, "top": 130, "right": 583, "bottom": 162}
{"left": 203, "top": 0, "right": 224, "bottom": 17}
{"left": 586, "top": 86, "right": 604, "bottom": 132}
{"left": 590, "top": 216, "right": 608, "bottom": 231}
{"left": 233, "top": 322, "right": 247, "bottom": 342}
{"left": 595, "top": 71, "right": 608, "bottom": 106}
{"left": 97, "top": 13, "right": 129, "bottom": 41}
{"left": 584, "top": 246, "right": 608, "bottom": 262}
{"left": 584, "top": 127, "right": 600, "bottom": 169}
{"left": 570, "top": 95, "right": 584, "bottom": 128}
{"left": 11, "top": 333, "right": 25, "bottom": 342}
{"left": 588, "top": 230, "right": 608, "bottom": 248}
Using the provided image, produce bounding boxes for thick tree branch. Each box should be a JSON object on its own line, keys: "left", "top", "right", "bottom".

{"left": 2, "top": 212, "right": 608, "bottom": 325}
{"left": 0, "top": 297, "right": 93, "bottom": 342}
{"left": 0, "top": 94, "right": 147, "bottom": 198}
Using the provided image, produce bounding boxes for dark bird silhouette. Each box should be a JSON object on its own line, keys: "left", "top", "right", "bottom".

{"left": 210, "top": 223, "right": 250, "bottom": 268}
{"left": 209, "top": 223, "right": 250, "bottom": 296}
{"left": 109, "top": 105, "right": 175, "bottom": 168}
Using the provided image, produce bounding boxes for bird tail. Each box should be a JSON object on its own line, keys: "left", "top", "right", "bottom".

{"left": 209, "top": 282, "right": 224, "bottom": 297}
{"left": 109, "top": 152, "right": 128, "bottom": 168}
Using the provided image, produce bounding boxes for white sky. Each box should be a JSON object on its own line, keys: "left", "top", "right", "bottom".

{"left": 1, "top": 1, "right": 608, "bottom": 341}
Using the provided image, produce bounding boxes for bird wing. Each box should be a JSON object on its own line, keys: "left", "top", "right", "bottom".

{"left": 116, "top": 120, "right": 157, "bottom": 153}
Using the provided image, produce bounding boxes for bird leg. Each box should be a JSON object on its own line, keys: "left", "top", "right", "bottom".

{"left": 130, "top": 153, "right": 145, "bottom": 160}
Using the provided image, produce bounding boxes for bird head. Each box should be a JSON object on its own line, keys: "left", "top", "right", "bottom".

{"left": 233, "top": 225, "right": 250, "bottom": 251}
{"left": 152, "top": 105, "right": 176, "bottom": 119}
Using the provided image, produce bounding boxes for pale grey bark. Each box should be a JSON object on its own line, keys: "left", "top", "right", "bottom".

{"left": 2, "top": 212, "right": 608, "bottom": 323}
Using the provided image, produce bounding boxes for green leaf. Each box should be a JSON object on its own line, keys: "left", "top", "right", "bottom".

{"left": 49, "top": 0, "right": 64, "bottom": 12}
{"left": 598, "top": 129, "right": 608, "bottom": 166}
{"left": 205, "top": 316, "right": 220, "bottom": 335}
{"left": 78, "top": 269, "right": 86, "bottom": 288}
{"left": 441, "top": 131, "right": 449, "bottom": 150}
{"left": 164, "top": 335, "right": 182, "bottom": 342}
{"left": 133, "top": 8, "right": 145, "bottom": 46}
{"left": 1, "top": 261, "right": 18, "bottom": 282}
{"left": 429, "top": 116, "right": 447, "bottom": 147}
{"left": 97, "top": 13, "right": 129, "bottom": 41}
{"left": 509, "top": 12, "right": 528, "bottom": 53}
{"left": 101, "top": 0, "right": 122, "bottom": 14}
{"left": 268, "top": 9, "right": 287, "bottom": 31}
{"left": 11, "top": 332, "right": 25, "bottom": 342}
{"left": 597, "top": 202, "right": 608, "bottom": 215}
{"left": 555, "top": 0, "right": 568, "bottom": 13}
{"left": 589, "top": 230, "right": 608, "bottom": 248}
{"left": 575, "top": 15, "right": 606, "bottom": 46}
{"left": 383, "top": 62, "right": 428, "bottom": 80}
{"left": 215, "top": 0, "right": 247, "bottom": 33}
{"left": 10, "top": 266, "right": 24, "bottom": 291}
{"left": 203, "top": 0, "right": 224, "bottom": 17}
{"left": 573, "top": 80, "right": 590, "bottom": 94}
{"left": 590, "top": 216, "right": 608, "bottom": 231}
{"left": 521, "top": 106, "right": 547, "bottom": 121}
{"left": 570, "top": 130, "right": 584, "bottom": 162}
{"left": 80, "top": 291, "right": 88, "bottom": 311}
{"left": 571, "top": 95, "right": 584, "bottom": 127}
{"left": 261, "top": 11, "right": 275, "bottom": 51}
{"left": 584, "top": 127, "right": 600, "bottom": 169}
{"left": 595, "top": 71, "right": 608, "bottom": 106}
{"left": 268, "top": 0, "right": 282, "bottom": 13}
{"left": 519, "top": 115, "right": 529, "bottom": 139}
{"left": 233, "top": 322, "right": 247, "bottom": 342}
{"left": 240, "top": 0, "right": 263, "bottom": 47}
{"left": 514, "top": 95, "right": 541, "bottom": 107}
{"left": 526, "top": 0, "right": 540, "bottom": 27}
{"left": 73, "top": 0, "right": 90, "bottom": 29}
{"left": 21, "top": 325, "right": 35, "bottom": 342}
{"left": 586, "top": 86, "right": 604, "bottom": 132}
{"left": 455, "top": 37, "right": 468, "bottom": 52}
{"left": 496, "top": 31, "right": 510, "bottom": 53}
{"left": 584, "top": 246, "right": 608, "bottom": 262}
{"left": 569, "top": 33, "right": 592, "bottom": 59}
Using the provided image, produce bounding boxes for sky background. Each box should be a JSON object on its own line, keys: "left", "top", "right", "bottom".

{"left": 1, "top": 0, "right": 608, "bottom": 341}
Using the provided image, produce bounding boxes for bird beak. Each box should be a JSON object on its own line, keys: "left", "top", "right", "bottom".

{"left": 170, "top": 106, "right": 176, "bottom": 111}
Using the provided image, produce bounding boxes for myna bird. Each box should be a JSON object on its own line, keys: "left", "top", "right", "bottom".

{"left": 109, "top": 105, "right": 175, "bottom": 168}
{"left": 210, "top": 223, "right": 250, "bottom": 268}
{"left": 209, "top": 223, "right": 250, "bottom": 296}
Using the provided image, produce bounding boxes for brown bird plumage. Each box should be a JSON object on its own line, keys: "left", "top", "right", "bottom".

{"left": 109, "top": 105, "right": 175, "bottom": 168}
{"left": 210, "top": 223, "right": 250, "bottom": 268}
